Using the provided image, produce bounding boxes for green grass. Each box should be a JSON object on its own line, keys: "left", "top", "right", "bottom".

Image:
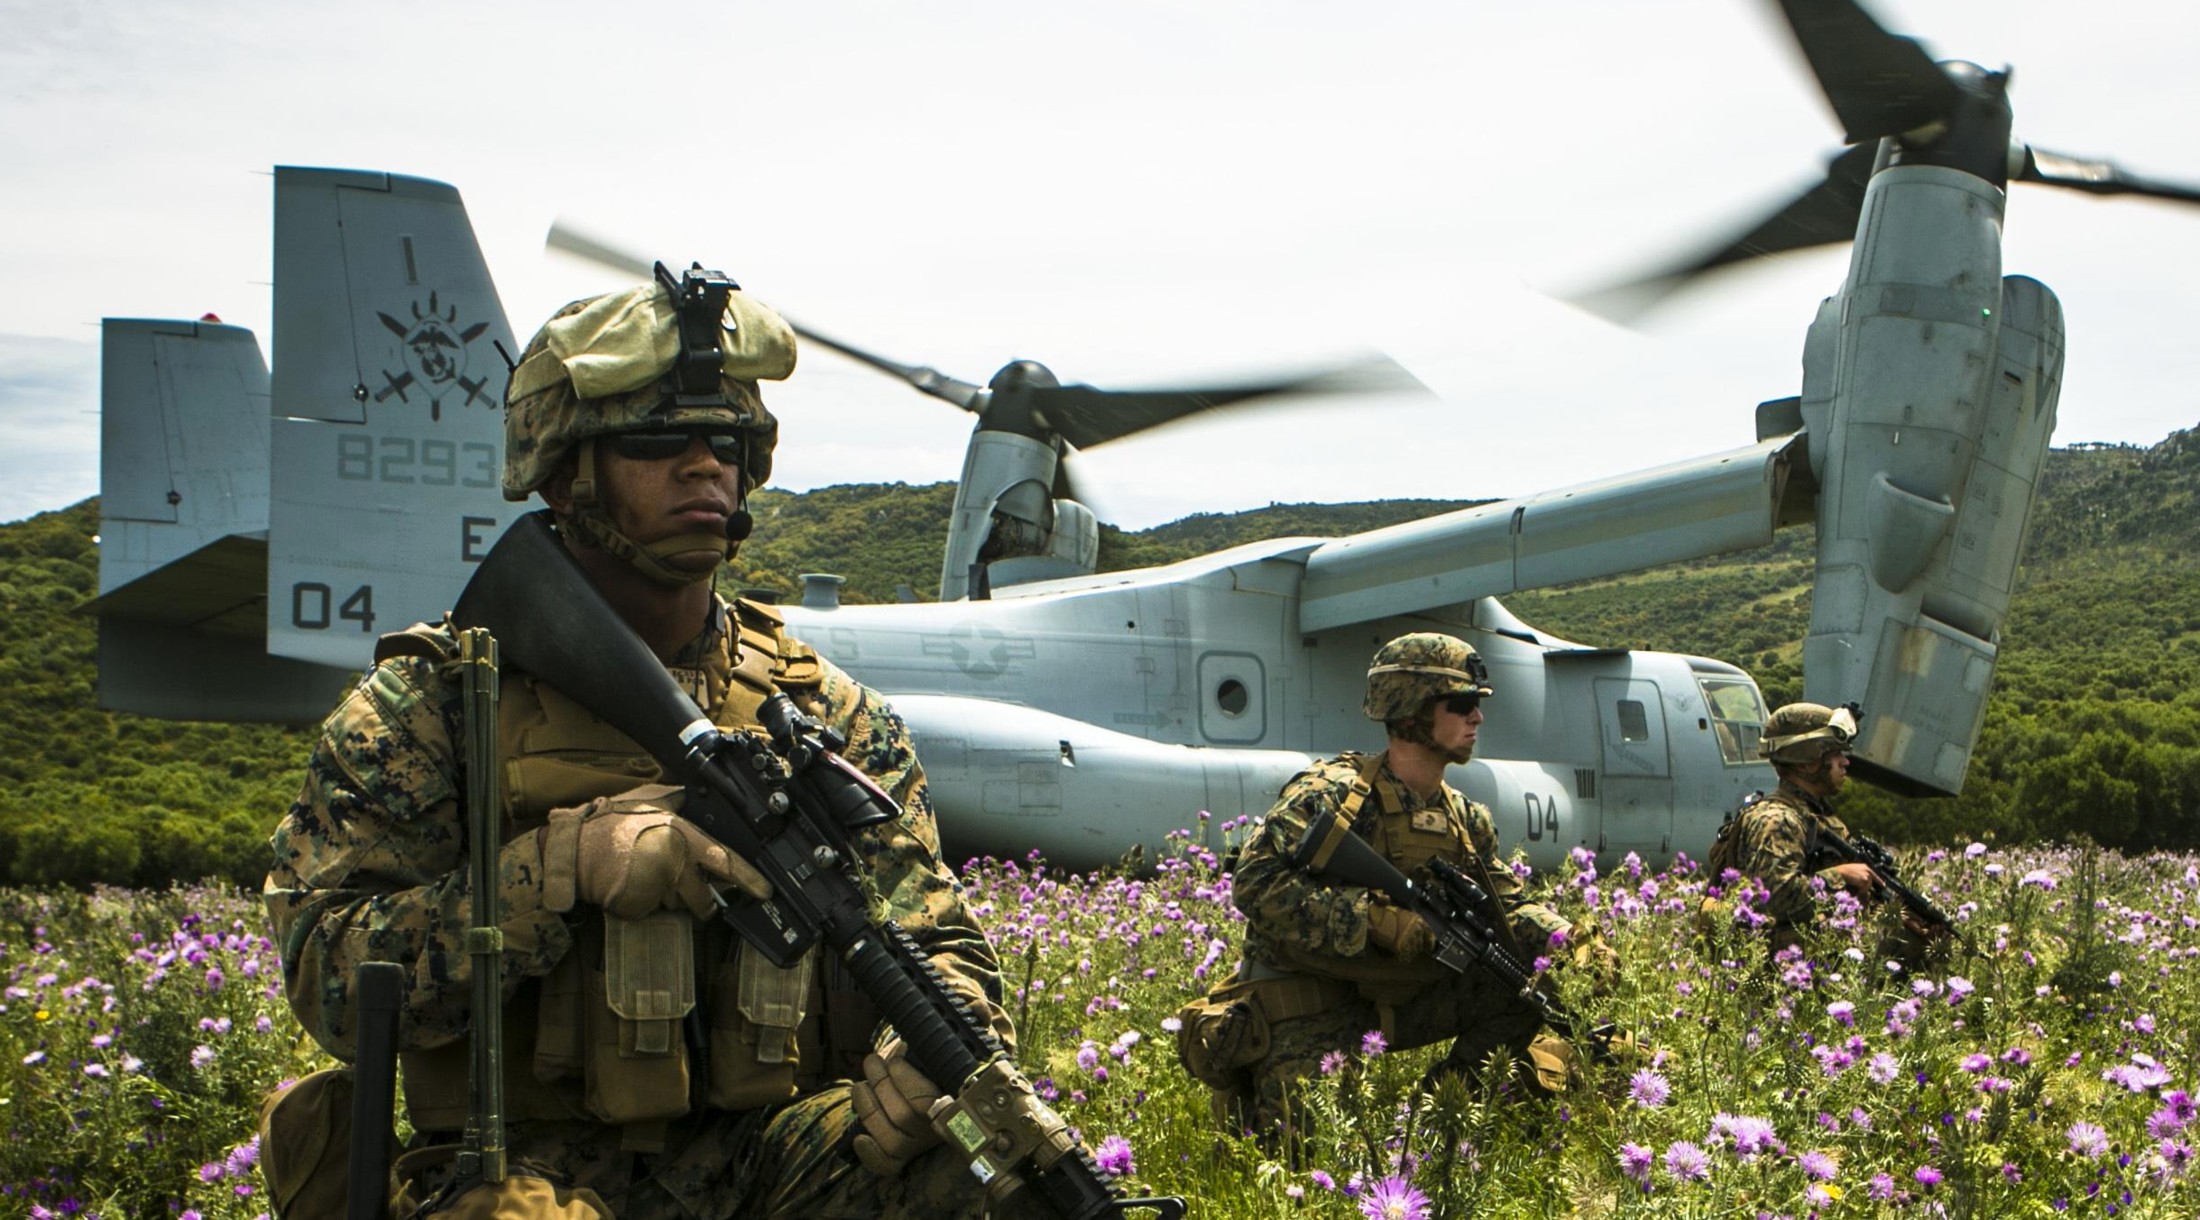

{"left": 8, "top": 830, "right": 2196, "bottom": 1217}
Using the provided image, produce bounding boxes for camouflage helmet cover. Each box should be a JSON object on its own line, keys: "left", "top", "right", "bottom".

{"left": 1362, "top": 632, "right": 1493, "bottom": 722}
{"left": 1761, "top": 701, "right": 1861, "bottom": 765}
{"left": 501, "top": 281, "right": 797, "bottom": 501}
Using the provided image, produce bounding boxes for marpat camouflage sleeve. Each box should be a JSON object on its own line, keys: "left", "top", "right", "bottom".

{"left": 1233, "top": 760, "right": 1380, "bottom": 960}
{"left": 795, "top": 655, "right": 1015, "bottom": 1054}
{"left": 263, "top": 658, "right": 572, "bottom": 1060}
{"left": 1729, "top": 798, "right": 1825, "bottom": 926}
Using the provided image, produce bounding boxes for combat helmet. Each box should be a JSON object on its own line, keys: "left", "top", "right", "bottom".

{"left": 502, "top": 263, "right": 796, "bottom": 585}
{"left": 1362, "top": 632, "right": 1493, "bottom": 722}
{"left": 1761, "top": 701, "right": 1861, "bottom": 765}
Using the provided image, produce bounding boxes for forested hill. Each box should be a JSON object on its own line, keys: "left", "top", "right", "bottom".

{"left": 3, "top": 430, "right": 2196, "bottom": 888}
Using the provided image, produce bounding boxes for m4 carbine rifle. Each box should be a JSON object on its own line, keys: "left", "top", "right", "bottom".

{"left": 453, "top": 511, "right": 1181, "bottom": 1220}
{"left": 1805, "top": 826, "right": 1957, "bottom": 937}
{"left": 1291, "top": 811, "right": 1605, "bottom": 1044}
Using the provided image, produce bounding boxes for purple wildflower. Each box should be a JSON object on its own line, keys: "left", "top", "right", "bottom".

{"left": 1094, "top": 1135, "right": 1135, "bottom": 1178}
{"left": 1319, "top": 1050, "right": 1348, "bottom": 1077}
{"left": 1361, "top": 1030, "right": 1387, "bottom": 1058}
{"left": 1310, "top": 1170, "right": 1337, "bottom": 1191}
{"left": 1915, "top": 1165, "right": 1943, "bottom": 1189}
{"left": 1960, "top": 1053, "right": 1992, "bottom": 1073}
{"left": 1799, "top": 1150, "right": 1837, "bottom": 1181}
{"left": 1945, "top": 976, "right": 1975, "bottom": 1004}
{"left": 1075, "top": 1043, "right": 1100, "bottom": 1074}
{"left": 1618, "top": 1142, "right": 1654, "bottom": 1186}
{"left": 1868, "top": 1173, "right": 1896, "bottom": 1200}
{"left": 1629, "top": 1069, "right": 1671, "bottom": 1108}
{"left": 1826, "top": 1000, "right": 1854, "bottom": 1027}
{"left": 1664, "top": 1141, "right": 1711, "bottom": 1182}
{"left": 1358, "top": 1176, "right": 1432, "bottom": 1220}
{"left": 2069, "top": 1122, "right": 2110, "bottom": 1159}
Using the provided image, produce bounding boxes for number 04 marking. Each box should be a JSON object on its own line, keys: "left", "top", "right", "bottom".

{"left": 291, "top": 582, "right": 377, "bottom": 633}
{"left": 1523, "top": 793, "right": 1560, "bottom": 841}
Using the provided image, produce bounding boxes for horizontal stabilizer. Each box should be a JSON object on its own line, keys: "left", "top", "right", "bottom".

{"left": 1299, "top": 436, "right": 1800, "bottom": 632}
{"left": 96, "top": 616, "right": 352, "bottom": 725}
{"left": 79, "top": 532, "right": 270, "bottom": 637}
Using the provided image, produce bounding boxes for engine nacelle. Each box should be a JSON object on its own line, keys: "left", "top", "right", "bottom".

{"left": 1800, "top": 164, "right": 2064, "bottom": 795}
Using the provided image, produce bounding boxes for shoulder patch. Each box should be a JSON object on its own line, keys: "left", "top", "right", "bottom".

{"left": 775, "top": 633, "right": 824, "bottom": 690}
{"left": 732, "top": 596, "right": 786, "bottom": 630}
{"left": 372, "top": 618, "right": 460, "bottom": 664}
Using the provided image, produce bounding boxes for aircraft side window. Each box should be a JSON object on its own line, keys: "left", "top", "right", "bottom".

{"left": 1215, "top": 679, "right": 1249, "bottom": 717}
{"left": 1697, "top": 676, "right": 1769, "bottom": 766}
{"left": 1616, "top": 699, "right": 1650, "bottom": 742}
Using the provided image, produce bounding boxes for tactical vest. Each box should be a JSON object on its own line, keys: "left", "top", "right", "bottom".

{"left": 1703, "top": 786, "right": 1844, "bottom": 886}
{"left": 1267, "top": 753, "right": 1499, "bottom": 1005}
{"left": 380, "top": 600, "right": 876, "bottom": 1144}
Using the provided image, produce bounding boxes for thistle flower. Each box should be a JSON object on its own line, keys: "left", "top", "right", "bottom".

{"left": 1618, "top": 1142, "right": 1654, "bottom": 1186}
{"left": 1357, "top": 1176, "right": 1431, "bottom": 1220}
{"left": 1663, "top": 1141, "right": 1711, "bottom": 1182}
{"left": 1361, "top": 1030, "right": 1387, "bottom": 1058}
{"left": 2067, "top": 1121, "right": 2109, "bottom": 1159}
{"left": 1628, "top": 1069, "right": 1671, "bottom": 1109}
{"left": 1914, "top": 1165, "right": 1943, "bottom": 1189}
{"left": 1094, "top": 1135, "right": 1135, "bottom": 1178}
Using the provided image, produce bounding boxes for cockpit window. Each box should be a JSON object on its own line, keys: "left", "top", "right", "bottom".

{"left": 1698, "top": 676, "right": 1768, "bottom": 765}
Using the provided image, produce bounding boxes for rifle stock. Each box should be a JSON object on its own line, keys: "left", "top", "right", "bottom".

{"left": 1290, "top": 812, "right": 1580, "bottom": 1038}
{"left": 347, "top": 961, "right": 403, "bottom": 1220}
{"left": 451, "top": 511, "right": 1183, "bottom": 1220}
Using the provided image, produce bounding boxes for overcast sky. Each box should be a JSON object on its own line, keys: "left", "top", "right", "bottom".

{"left": 4, "top": 0, "right": 2197, "bottom": 529}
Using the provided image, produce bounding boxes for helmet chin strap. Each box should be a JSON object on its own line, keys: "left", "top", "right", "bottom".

{"left": 564, "top": 438, "right": 737, "bottom": 588}
{"left": 1389, "top": 709, "right": 1476, "bottom": 765}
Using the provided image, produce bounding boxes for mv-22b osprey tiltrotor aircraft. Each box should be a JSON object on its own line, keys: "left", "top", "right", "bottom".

{"left": 83, "top": 0, "right": 2200, "bottom": 872}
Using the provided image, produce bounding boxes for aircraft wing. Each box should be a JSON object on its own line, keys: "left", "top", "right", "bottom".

{"left": 1298, "top": 434, "right": 1807, "bottom": 633}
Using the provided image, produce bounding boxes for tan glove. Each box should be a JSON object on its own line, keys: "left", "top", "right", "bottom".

{"left": 848, "top": 1036, "right": 947, "bottom": 1178}
{"left": 1366, "top": 900, "right": 1436, "bottom": 962}
{"left": 540, "top": 785, "right": 771, "bottom": 920}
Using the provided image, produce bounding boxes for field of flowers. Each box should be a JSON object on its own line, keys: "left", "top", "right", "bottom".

{"left": 0, "top": 822, "right": 2192, "bottom": 1218}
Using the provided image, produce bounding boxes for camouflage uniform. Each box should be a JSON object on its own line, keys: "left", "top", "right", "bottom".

{"left": 1227, "top": 752, "right": 1571, "bottom": 1136}
{"left": 1700, "top": 781, "right": 1934, "bottom": 964}
{"left": 264, "top": 598, "right": 1014, "bottom": 1219}
{"left": 1700, "top": 780, "right": 1853, "bottom": 952}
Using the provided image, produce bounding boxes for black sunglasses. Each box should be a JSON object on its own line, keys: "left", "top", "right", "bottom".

{"left": 606, "top": 428, "right": 745, "bottom": 464}
{"left": 1439, "top": 693, "right": 1483, "bottom": 716}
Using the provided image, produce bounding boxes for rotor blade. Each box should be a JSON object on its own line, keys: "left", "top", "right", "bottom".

{"left": 1570, "top": 142, "right": 1877, "bottom": 322}
{"left": 1050, "top": 442, "right": 1110, "bottom": 523}
{"left": 548, "top": 220, "right": 990, "bottom": 411}
{"left": 794, "top": 326, "right": 989, "bottom": 412}
{"left": 1024, "top": 354, "right": 1425, "bottom": 451}
{"left": 1773, "top": 0, "right": 1961, "bottom": 144}
{"left": 2019, "top": 147, "right": 2200, "bottom": 206}
{"left": 545, "top": 219, "right": 657, "bottom": 278}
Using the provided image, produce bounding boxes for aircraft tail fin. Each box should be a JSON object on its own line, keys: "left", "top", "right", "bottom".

{"left": 89, "top": 317, "right": 353, "bottom": 721}
{"left": 267, "top": 167, "right": 517, "bottom": 669}
{"left": 95, "top": 317, "right": 270, "bottom": 594}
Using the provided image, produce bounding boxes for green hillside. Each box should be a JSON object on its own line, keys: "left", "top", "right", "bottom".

{"left": 4, "top": 428, "right": 2196, "bottom": 887}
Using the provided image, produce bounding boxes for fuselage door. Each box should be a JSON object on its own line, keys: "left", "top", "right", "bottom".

{"left": 1593, "top": 677, "right": 1673, "bottom": 856}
